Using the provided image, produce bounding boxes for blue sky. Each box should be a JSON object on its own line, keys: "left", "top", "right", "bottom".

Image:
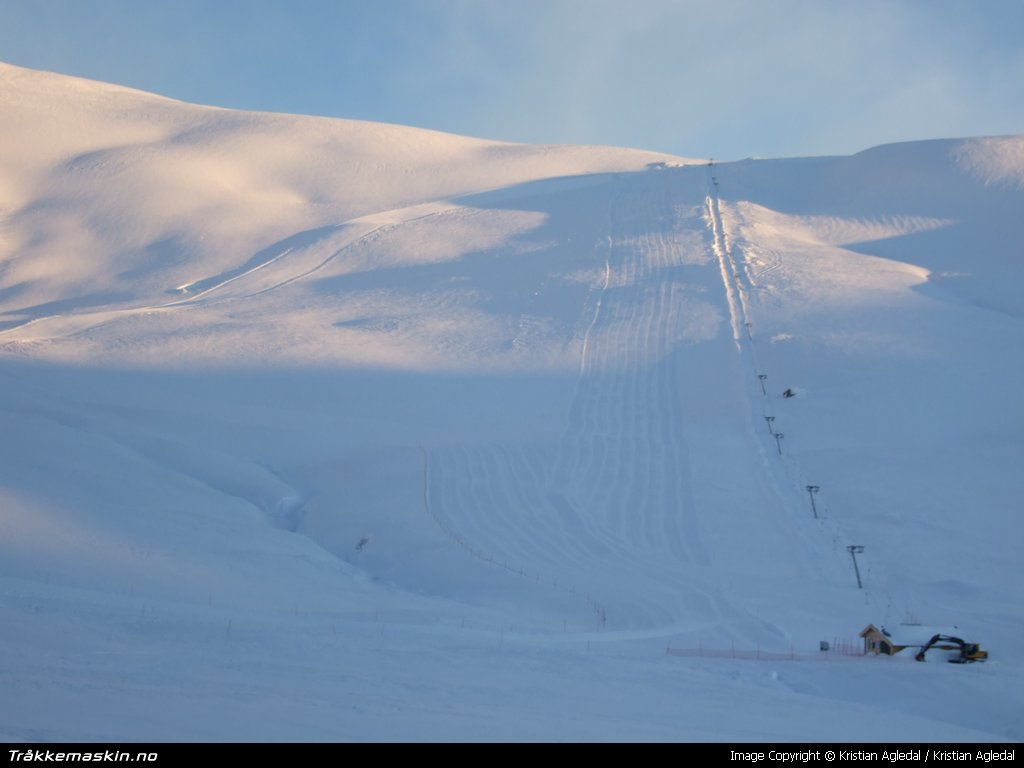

{"left": 2, "top": 0, "right": 1022, "bottom": 159}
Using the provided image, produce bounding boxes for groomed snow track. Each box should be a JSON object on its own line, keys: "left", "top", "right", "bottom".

{"left": 419, "top": 168, "right": 849, "bottom": 637}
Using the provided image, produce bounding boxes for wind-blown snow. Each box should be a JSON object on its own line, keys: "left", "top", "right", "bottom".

{"left": 0, "top": 62, "right": 1021, "bottom": 742}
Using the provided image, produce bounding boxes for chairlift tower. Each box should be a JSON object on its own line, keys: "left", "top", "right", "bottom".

{"left": 806, "top": 485, "right": 820, "bottom": 519}
{"left": 847, "top": 545, "right": 865, "bottom": 589}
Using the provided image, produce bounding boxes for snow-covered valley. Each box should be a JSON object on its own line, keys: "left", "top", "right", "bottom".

{"left": 1, "top": 62, "right": 1021, "bottom": 742}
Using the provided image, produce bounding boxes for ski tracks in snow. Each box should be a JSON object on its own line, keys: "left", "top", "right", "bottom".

{"left": 552, "top": 175, "right": 706, "bottom": 566}
{"left": 424, "top": 173, "right": 719, "bottom": 629}
{"left": 0, "top": 203, "right": 458, "bottom": 346}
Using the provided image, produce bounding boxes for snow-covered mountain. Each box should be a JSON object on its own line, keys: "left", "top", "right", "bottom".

{"left": 1, "top": 61, "right": 1021, "bottom": 742}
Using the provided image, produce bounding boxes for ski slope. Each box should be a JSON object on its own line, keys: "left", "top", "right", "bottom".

{"left": 1, "top": 62, "right": 1022, "bottom": 742}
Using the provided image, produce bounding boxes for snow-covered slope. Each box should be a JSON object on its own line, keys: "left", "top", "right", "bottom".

{"left": 1, "top": 62, "right": 1021, "bottom": 742}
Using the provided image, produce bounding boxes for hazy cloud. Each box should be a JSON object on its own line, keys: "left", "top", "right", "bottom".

{"left": 1, "top": 0, "right": 1021, "bottom": 158}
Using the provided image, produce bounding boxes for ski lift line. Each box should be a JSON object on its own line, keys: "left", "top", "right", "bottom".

{"left": 710, "top": 172, "right": 890, "bottom": 611}
{"left": 707, "top": 173, "right": 777, "bottom": 436}
{"left": 709, "top": 176, "right": 809, "bottom": 522}
{"left": 706, "top": 196, "right": 744, "bottom": 349}
{"left": 706, "top": 181, "right": 780, "bottom": 445}
{"left": 712, "top": 198, "right": 756, "bottom": 331}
